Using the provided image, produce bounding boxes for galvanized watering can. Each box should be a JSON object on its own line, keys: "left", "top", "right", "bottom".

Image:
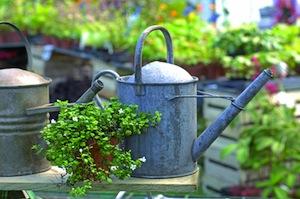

{"left": 0, "top": 22, "right": 116, "bottom": 176}
{"left": 117, "top": 25, "right": 273, "bottom": 178}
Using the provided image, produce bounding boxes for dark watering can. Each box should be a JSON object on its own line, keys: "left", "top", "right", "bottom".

{"left": 117, "top": 25, "right": 273, "bottom": 178}
{"left": 0, "top": 22, "right": 114, "bottom": 176}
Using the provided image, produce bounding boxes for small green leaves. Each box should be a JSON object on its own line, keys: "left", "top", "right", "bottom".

{"left": 80, "top": 142, "right": 86, "bottom": 147}
{"left": 220, "top": 143, "right": 237, "bottom": 159}
{"left": 254, "top": 137, "right": 274, "bottom": 151}
{"left": 35, "top": 97, "right": 161, "bottom": 197}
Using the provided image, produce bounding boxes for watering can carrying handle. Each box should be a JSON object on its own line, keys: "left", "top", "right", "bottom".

{"left": 0, "top": 22, "right": 33, "bottom": 72}
{"left": 134, "top": 25, "right": 174, "bottom": 95}
{"left": 91, "top": 70, "right": 120, "bottom": 109}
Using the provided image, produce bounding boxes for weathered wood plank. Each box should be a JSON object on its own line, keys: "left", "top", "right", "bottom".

{"left": 0, "top": 166, "right": 199, "bottom": 192}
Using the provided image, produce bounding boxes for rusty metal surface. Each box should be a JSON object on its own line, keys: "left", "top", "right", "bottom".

{"left": 0, "top": 82, "right": 51, "bottom": 176}
{"left": 118, "top": 79, "right": 198, "bottom": 178}
{"left": 117, "top": 25, "right": 198, "bottom": 178}
{"left": 0, "top": 68, "right": 51, "bottom": 86}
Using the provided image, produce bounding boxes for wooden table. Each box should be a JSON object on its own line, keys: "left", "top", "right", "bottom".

{"left": 0, "top": 166, "right": 199, "bottom": 193}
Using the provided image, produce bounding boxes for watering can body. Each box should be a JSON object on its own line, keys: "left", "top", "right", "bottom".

{"left": 118, "top": 70, "right": 198, "bottom": 178}
{"left": 0, "top": 22, "right": 110, "bottom": 176}
{"left": 0, "top": 69, "right": 52, "bottom": 176}
{"left": 0, "top": 22, "right": 51, "bottom": 176}
{"left": 117, "top": 25, "right": 273, "bottom": 178}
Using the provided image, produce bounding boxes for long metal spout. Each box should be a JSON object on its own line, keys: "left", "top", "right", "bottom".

{"left": 191, "top": 69, "right": 273, "bottom": 162}
{"left": 76, "top": 79, "right": 104, "bottom": 104}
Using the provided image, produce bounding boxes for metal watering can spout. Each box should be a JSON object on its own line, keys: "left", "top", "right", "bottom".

{"left": 191, "top": 69, "right": 273, "bottom": 162}
{"left": 25, "top": 70, "right": 120, "bottom": 115}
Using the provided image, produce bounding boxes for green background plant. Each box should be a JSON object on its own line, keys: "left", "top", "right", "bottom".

{"left": 4, "top": 0, "right": 300, "bottom": 78}
{"left": 221, "top": 89, "right": 300, "bottom": 198}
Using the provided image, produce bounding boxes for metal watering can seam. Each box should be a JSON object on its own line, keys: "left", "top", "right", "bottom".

{"left": 166, "top": 90, "right": 236, "bottom": 101}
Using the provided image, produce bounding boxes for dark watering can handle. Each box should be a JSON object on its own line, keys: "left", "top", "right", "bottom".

{"left": 134, "top": 25, "right": 174, "bottom": 95}
{"left": 0, "top": 22, "right": 33, "bottom": 72}
{"left": 91, "top": 70, "right": 120, "bottom": 109}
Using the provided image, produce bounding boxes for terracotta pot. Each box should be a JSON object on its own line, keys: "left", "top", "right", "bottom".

{"left": 181, "top": 62, "right": 226, "bottom": 80}
{"left": 181, "top": 63, "right": 206, "bottom": 78}
{"left": 204, "top": 62, "right": 226, "bottom": 80}
{"left": 6, "top": 30, "right": 27, "bottom": 43}
{"left": 73, "top": 137, "right": 119, "bottom": 180}
{"left": 43, "top": 35, "right": 52, "bottom": 45}
{"left": 0, "top": 32, "right": 7, "bottom": 43}
{"left": 87, "top": 137, "right": 119, "bottom": 172}
{"left": 58, "top": 38, "right": 73, "bottom": 49}
{"left": 49, "top": 36, "right": 59, "bottom": 46}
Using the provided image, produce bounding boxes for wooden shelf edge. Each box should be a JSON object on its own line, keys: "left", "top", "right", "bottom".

{"left": 0, "top": 166, "right": 199, "bottom": 192}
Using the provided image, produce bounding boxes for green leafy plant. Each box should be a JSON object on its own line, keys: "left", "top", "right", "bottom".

{"left": 221, "top": 88, "right": 300, "bottom": 198}
{"left": 215, "top": 24, "right": 300, "bottom": 79}
{"left": 216, "top": 24, "right": 282, "bottom": 56}
{"left": 33, "top": 97, "right": 161, "bottom": 197}
{"left": 126, "top": 17, "right": 225, "bottom": 67}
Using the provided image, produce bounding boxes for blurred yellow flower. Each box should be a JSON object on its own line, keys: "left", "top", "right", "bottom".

{"left": 188, "top": 12, "right": 197, "bottom": 21}
{"left": 160, "top": 3, "right": 167, "bottom": 10}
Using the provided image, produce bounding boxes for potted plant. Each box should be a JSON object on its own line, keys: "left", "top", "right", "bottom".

{"left": 221, "top": 87, "right": 300, "bottom": 198}
{"left": 33, "top": 97, "right": 161, "bottom": 197}
{"left": 216, "top": 23, "right": 286, "bottom": 79}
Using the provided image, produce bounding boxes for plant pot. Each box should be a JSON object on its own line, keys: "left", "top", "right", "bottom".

{"left": 43, "top": 35, "right": 52, "bottom": 45}
{"left": 181, "top": 62, "right": 206, "bottom": 78}
{"left": 58, "top": 38, "right": 73, "bottom": 49}
{"left": 181, "top": 62, "right": 226, "bottom": 80}
{"left": 0, "top": 32, "right": 7, "bottom": 43}
{"left": 204, "top": 62, "right": 226, "bottom": 80}
{"left": 220, "top": 185, "right": 262, "bottom": 197}
{"left": 5, "top": 30, "right": 28, "bottom": 43}
{"left": 87, "top": 137, "right": 119, "bottom": 173}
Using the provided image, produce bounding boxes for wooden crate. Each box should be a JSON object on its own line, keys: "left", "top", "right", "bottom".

{"left": 202, "top": 86, "right": 300, "bottom": 196}
{"left": 202, "top": 136, "right": 273, "bottom": 195}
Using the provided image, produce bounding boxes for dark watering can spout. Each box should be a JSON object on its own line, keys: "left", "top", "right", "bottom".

{"left": 191, "top": 69, "right": 273, "bottom": 162}
{"left": 25, "top": 70, "right": 120, "bottom": 115}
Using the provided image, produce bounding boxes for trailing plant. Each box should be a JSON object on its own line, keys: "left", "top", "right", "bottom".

{"left": 33, "top": 97, "right": 161, "bottom": 197}
{"left": 221, "top": 87, "right": 300, "bottom": 198}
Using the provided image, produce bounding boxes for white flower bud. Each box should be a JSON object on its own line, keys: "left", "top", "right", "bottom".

{"left": 130, "top": 164, "right": 137, "bottom": 171}
{"left": 72, "top": 117, "right": 78, "bottom": 122}
{"left": 139, "top": 157, "right": 146, "bottom": 162}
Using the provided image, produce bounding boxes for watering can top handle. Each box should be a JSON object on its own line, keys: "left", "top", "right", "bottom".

{"left": 0, "top": 22, "right": 33, "bottom": 72}
{"left": 134, "top": 25, "right": 174, "bottom": 84}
